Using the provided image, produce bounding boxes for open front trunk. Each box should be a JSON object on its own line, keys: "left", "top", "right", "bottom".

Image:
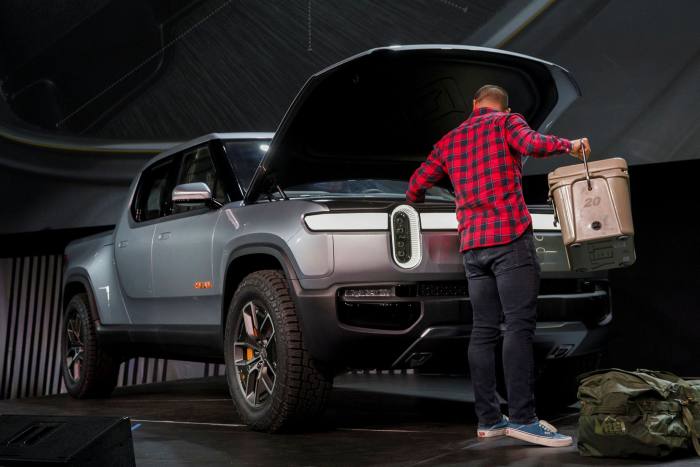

{"left": 245, "top": 44, "right": 580, "bottom": 202}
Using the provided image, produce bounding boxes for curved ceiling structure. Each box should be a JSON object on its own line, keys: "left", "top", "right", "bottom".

{"left": 1, "top": 0, "right": 699, "bottom": 237}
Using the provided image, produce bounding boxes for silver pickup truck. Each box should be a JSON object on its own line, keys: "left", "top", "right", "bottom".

{"left": 62, "top": 45, "right": 611, "bottom": 432}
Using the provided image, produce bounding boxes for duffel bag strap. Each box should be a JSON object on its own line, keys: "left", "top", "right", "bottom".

{"left": 680, "top": 403, "right": 700, "bottom": 456}
{"left": 636, "top": 368, "right": 685, "bottom": 383}
{"left": 675, "top": 378, "right": 700, "bottom": 456}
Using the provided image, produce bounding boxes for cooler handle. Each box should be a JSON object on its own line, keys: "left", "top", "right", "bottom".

{"left": 581, "top": 139, "right": 592, "bottom": 190}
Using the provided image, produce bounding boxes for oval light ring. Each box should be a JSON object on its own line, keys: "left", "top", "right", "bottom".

{"left": 390, "top": 205, "right": 422, "bottom": 269}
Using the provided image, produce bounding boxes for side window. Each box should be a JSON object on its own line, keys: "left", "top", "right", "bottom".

{"left": 132, "top": 158, "right": 175, "bottom": 222}
{"left": 174, "top": 146, "right": 226, "bottom": 213}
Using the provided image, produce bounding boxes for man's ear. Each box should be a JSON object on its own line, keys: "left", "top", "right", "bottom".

{"left": 472, "top": 99, "right": 478, "bottom": 110}
{"left": 506, "top": 107, "right": 511, "bottom": 113}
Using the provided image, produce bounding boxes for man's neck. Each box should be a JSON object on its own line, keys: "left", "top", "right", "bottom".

{"left": 470, "top": 107, "right": 500, "bottom": 118}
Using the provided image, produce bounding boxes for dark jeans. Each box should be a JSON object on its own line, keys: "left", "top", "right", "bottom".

{"left": 463, "top": 228, "right": 541, "bottom": 425}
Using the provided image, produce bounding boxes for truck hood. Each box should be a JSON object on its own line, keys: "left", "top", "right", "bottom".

{"left": 244, "top": 44, "right": 580, "bottom": 203}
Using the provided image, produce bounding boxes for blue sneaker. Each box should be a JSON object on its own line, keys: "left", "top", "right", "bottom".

{"left": 477, "top": 415, "right": 509, "bottom": 438}
{"left": 506, "top": 419, "right": 573, "bottom": 447}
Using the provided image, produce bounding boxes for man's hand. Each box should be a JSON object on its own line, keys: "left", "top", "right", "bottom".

{"left": 569, "top": 138, "right": 591, "bottom": 160}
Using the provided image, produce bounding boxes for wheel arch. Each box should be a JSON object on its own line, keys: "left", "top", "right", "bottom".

{"left": 222, "top": 246, "right": 299, "bottom": 339}
{"left": 63, "top": 273, "right": 100, "bottom": 322}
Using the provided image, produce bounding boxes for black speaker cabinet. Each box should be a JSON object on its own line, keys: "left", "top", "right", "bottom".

{"left": 0, "top": 415, "right": 135, "bottom": 466}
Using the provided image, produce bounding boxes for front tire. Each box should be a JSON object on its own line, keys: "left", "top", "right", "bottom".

{"left": 61, "top": 293, "right": 120, "bottom": 398}
{"left": 224, "top": 270, "right": 333, "bottom": 432}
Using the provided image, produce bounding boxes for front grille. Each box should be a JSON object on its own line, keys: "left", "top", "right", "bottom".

{"left": 417, "top": 281, "right": 468, "bottom": 297}
{"left": 536, "top": 290, "right": 610, "bottom": 325}
{"left": 538, "top": 279, "right": 598, "bottom": 295}
{"left": 395, "top": 280, "right": 605, "bottom": 299}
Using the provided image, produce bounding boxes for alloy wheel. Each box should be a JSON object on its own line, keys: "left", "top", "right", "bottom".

{"left": 233, "top": 300, "right": 278, "bottom": 407}
{"left": 64, "top": 310, "right": 85, "bottom": 384}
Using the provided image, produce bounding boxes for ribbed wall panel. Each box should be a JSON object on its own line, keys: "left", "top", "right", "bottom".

{"left": 0, "top": 255, "right": 225, "bottom": 400}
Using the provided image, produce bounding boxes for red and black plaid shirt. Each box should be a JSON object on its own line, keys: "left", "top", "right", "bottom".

{"left": 406, "top": 107, "right": 572, "bottom": 251}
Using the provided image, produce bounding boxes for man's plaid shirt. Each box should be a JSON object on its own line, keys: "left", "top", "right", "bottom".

{"left": 406, "top": 107, "right": 572, "bottom": 251}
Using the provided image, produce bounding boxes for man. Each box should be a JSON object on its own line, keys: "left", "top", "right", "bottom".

{"left": 405, "top": 84, "right": 589, "bottom": 447}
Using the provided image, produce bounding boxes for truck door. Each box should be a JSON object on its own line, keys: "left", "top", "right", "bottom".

{"left": 114, "top": 157, "right": 175, "bottom": 305}
{"left": 150, "top": 144, "right": 227, "bottom": 325}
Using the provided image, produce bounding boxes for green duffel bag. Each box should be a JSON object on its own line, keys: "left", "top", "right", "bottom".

{"left": 577, "top": 368, "right": 700, "bottom": 458}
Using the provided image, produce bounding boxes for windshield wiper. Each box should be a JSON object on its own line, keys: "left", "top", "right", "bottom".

{"left": 263, "top": 180, "right": 289, "bottom": 201}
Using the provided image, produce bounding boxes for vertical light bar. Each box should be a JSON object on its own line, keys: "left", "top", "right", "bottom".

{"left": 390, "top": 205, "right": 422, "bottom": 269}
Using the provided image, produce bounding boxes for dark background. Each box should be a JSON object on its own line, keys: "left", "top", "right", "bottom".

{"left": 0, "top": 0, "right": 698, "bottom": 376}
{"left": 2, "top": 0, "right": 699, "bottom": 231}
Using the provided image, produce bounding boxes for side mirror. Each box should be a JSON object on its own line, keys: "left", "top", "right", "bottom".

{"left": 172, "top": 182, "right": 221, "bottom": 208}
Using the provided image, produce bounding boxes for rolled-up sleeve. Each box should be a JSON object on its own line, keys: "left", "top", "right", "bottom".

{"left": 506, "top": 113, "right": 572, "bottom": 158}
{"left": 406, "top": 146, "right": 446, "bottom": 203}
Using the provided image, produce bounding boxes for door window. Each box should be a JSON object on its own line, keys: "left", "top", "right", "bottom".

{"left": 175, "top": 146, "right": 226, "bottom": 213}
{"left": 132, "top": 159, "right": 174, "bottom": 222}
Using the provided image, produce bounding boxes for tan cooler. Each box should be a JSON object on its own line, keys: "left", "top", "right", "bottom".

{"left": 547, "top": 154, "right": 635, "bottom": 272}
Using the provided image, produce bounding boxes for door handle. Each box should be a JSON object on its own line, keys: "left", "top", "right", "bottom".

{"left": 118, "top": 240, "right": 128, "bottom": 248}
{"left": 157, "top": 232, "right": 171, "bottom": 240}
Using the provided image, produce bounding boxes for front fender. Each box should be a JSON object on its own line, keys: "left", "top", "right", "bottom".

{"left": 214, "top": 201, "right": 335, "bottom": 285}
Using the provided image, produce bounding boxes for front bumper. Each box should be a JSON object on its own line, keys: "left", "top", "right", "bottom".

{"left": 291, "top": 278, "right": 611, "bottom": 371}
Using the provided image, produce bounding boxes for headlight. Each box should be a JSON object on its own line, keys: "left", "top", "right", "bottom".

{"left": 303, "top": 213, "right": 388, "bottom": 231}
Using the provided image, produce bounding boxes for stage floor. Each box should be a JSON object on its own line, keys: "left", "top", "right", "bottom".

{"left": 1, "top": 373, "right": 698, "bottom": 466}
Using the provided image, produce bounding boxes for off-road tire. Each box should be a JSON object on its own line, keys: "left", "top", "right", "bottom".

{"left": 224, "top": 270, "right": 333, "bottom": 432}
{"left": 61, "top": 293, "right": 120, "bottom": 398}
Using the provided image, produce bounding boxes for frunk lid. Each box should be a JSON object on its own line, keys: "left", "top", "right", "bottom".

{"left": 245, "top": 44, "right": 581, "bottom": 202}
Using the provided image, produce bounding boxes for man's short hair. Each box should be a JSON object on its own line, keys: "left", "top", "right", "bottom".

{"left": 474, "top": 85, "right": 508, "bottom": 109}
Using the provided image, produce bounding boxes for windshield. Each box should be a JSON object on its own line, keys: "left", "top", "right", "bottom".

{"left": 285, "top": 179, "right": 454, "bottom": 201}
{"left": 223, "top": 140, "right": 269, "bottom": 193}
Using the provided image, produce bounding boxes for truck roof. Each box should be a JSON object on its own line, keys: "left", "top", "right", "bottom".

{"left": 147, "top": 131, "right": 274, "bottom": 165}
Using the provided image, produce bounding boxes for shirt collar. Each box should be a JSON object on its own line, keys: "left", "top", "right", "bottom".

{"left": 469, "top": 107, "right": 500, "bottom": 118}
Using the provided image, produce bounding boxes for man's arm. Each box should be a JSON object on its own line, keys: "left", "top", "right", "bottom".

{"left": 506, "top": 113, "right": 572, "bottom": 158}
{"left": 405, "top": 146, "right": 446, "bottom": 203}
